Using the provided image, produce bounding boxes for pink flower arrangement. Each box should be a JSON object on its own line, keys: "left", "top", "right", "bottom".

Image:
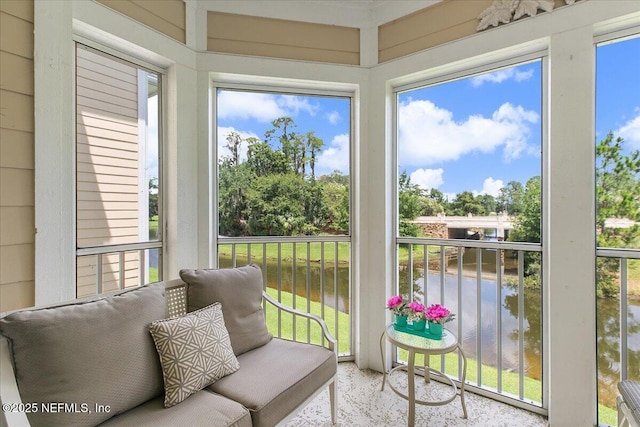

{"left": 408, "top": 301, "right": 426, "bottom": 321}
{"left": 425, "top": 304, "right": 455, "bottom": 324}
{"left": 386, "top": 295, "right": 408, "bottom": 316}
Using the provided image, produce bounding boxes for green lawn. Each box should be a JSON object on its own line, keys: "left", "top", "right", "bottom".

{"left": 218, "top": 241, "right": 350, "bottom": 266}
{"left": 264, "top": 287, "right": 351, "bottom": 355}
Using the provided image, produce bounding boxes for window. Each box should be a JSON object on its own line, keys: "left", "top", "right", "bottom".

{"left": 595, "top": 35, "right": 640, "bottom": 427}
{"left": 395, "top": 59, "right": 544, "bottom": 408}
{"left": 215, "top": 88, "right": 353, "bottom": 356}
{"left": 75, "top": 44, "right": 163, "bottom": 297}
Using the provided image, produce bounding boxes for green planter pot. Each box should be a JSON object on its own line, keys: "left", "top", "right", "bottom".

{"left": 428, "top": 321, "right": 443, "bottom": 338}
{"left": 411, "top": 319, "right": 426, "bottom": 331}
{"left": 395, "top": 315, "right": 408, "bottom": 327}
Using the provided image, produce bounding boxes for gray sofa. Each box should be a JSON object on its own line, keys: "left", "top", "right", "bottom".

{"left": 0, "top": 264, "right": 337, "bottom": 427}
{"left": 618, "top": 381, "right": 640, "bottom": 427}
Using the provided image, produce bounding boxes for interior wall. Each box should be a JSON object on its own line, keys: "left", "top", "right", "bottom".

{"left": 0, "top": 0, "right": 35, "bottom": 312}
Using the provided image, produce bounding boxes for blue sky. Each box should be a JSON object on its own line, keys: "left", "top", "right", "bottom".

{"left": 216, "top": 36, "right": 639, "bottom": 201}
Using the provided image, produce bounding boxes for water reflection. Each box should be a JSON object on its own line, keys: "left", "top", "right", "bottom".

{"left": 597, "top": 298, "right": 640, "bottom": 409}
{"left": 218, "top": 255, "right": 350, "bottom": 314}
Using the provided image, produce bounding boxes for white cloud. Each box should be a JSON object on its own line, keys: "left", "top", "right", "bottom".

{"left": 471, "top": 68, "right": 534, "bottom": 87}
{"left": 616, "top": 114, "right": 640, "bottom": 150}
{"left": 474, "top": 177, "right": 504, "bottom": 197}
{"left": 217, "top": 126, "right": 260, "bottom": 162}
{"left": 443, "top": 192, "right": 457, "bottom": 202}
{"left": 278, "top": 96, "right": 319, "bottom": 116}
{"left": 217, "top": 91, "right": 287, "bottom": 122}
{"left": 217, "top": 92, "right": 319, "bottom": 122}
{"left": 326, "top": 111, "right": 341, "bottom": 125}
{"left": 410, "top": 168, "right": 444, "bottom": 190}
{"left": 397, "top": 100, "right": 539, "bottom": 167}
{"left": 315, "top": 133, "right": 350, "bottom": 176}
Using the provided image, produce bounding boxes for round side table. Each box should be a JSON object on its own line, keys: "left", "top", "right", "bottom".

{"left": 380, "top": 323, "right": 468, "bottom": 426}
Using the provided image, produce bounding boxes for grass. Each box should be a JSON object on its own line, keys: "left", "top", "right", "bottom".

{"left": 149, "top": 215, "right": 158, "bottom": 236}
{"left": 218, "top": 241, "right": 350, "bottom": 266}
{"left": 264, "top": 287, "right": 351, "bottom": 355}
{"left": 396, "top": 349, "right": 542, "bottom": 405}
{"left": 599, "top": 403, "right": 617, "bottom": 427}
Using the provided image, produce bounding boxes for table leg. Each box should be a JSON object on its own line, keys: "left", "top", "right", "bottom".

{"left": 424, "top": 356, "right": 430, "bottom": 383}
{"left": 408, "top": 349, "right": 416, "bottom": 427}
{"left": 459, "top": 345, "right": 468, "bottom": 419}
{"left": 380, "top": 331, "right": 387, "bottom": 391}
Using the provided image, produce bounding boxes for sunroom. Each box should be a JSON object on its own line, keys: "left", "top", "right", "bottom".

{"left": 1, "top": 0, "right": 639, "bottom": 426}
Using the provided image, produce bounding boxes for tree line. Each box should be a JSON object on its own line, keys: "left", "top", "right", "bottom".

{"left": 218, "top": 117, "right": 349, "bottom": 236}
{"left": 400, "top": 131, "right": 639, "bottom": 298}
{"left": 218, "top": 117, "right": 638, "bottom": 297}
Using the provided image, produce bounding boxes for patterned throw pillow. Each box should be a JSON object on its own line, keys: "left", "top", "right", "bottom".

{"left": 149, "top": 302, "right": 240, "bottom": 407}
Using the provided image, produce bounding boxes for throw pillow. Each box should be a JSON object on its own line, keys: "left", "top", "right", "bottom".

{"left": 149, "top": 302, "right": 240, "bottom": 407}
{"left": 180, "top": 264, "right": 272, "bottom": 356}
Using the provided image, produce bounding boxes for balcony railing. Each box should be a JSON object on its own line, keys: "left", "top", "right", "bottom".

{"left": 217, "top": 236, "right": 353, "bottom": 359}
{"left": 76, "top": 242, "right": 163, "bottom": 298}
{"left": 396, "top": 237, "right": 544, "bottom": 415}
{"left": 596, "top": 248, "right": 640, "bottom": 426}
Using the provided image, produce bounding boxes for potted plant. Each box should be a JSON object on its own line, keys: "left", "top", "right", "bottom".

{"left": 408, "top": 301, "right": 426, "bottom": 331}
{"left": 425, "top": 303, "right": 455, "bottom": 337}
{"left": 387, "top": 295, "right": 408, "bottom": 326}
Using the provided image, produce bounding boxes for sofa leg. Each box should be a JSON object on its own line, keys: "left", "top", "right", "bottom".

{"left": 329, "top": 379, "right": 337, "bottom": 425}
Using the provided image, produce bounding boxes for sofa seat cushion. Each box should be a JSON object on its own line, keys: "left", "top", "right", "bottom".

{"left": 0, "top": 283, "right": 167, "bottom": 427}
{"left": 99, "top": 390, "right": 251, "bottom": 427}
{"left": 180, "top": 264, "right": 272, "bottom": 356}
{"left": 208, "top": 338, "right": 337, "bottom": 427}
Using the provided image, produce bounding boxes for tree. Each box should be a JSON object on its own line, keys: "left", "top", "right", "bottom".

{"left": 217, "top": 117, "right": 346, "bottom": 237}
{"left": 304, "top": 131, "right": 324, "bottom": 179}
{"left": 246, "top": 139, "right": 289, "bottom": 177}
{"left": 507, "top": 176, "right": 541, "bottom": 289}
{"left": 398, "top": 171, "right": 424, "bottom": 237}
{"left": 246, "top": 173, "right": 318, "bottom": 236}
{"left": 478, "top": 194, "right": 497, "bottom": 215}
{"left": 148, "top": 178, "right": 158, "bottom": 219}
{"left": 508, "top": 176, "right": 541, "bottom": 243}
{"left": 218, "top": 160, "right": 253, "bottom": 236}
{"left": 595, "top": 132, "right": 640, "bottom": 298}
{"left": 596, "top": 132, "right": 640, "bottom": 247}
{"left": 497, "top": 181, "right": 525, "bottom": 215}
{"left": 448, "top": 191, "right": 485, "bottom": 216}
{"left": 225, "top": 131, "right": 242, "bottom": 166}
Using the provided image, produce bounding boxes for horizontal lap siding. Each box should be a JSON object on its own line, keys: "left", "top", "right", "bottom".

{"left": 0, "top": 0, "right": 35, "bottom": 311}
{"left": 97, "top": 0, "right": 185, "bottom": 44}
{"left": 207, "top": 11, "right": 360, "bottom": 65}
{"left": 76, "top": 46, "right": 140, "bottom": 253}
{"left": 378, "top": 0, "right": 573, "bottom": 63}
{"left": 76, "top": 252, "right": 142, "bottom": 298}
{"left": 378, "top": 0, "right": 491, "bottom": 63}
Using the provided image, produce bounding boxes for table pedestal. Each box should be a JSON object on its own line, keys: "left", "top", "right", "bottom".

{"left": 380, "top": 325, "right": 468, "bottom": 426}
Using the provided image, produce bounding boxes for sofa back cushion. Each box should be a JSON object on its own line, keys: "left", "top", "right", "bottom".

{"left": 180, "top": 264, "right": 272, "bottom": 356}
{"left": 0, "top": 283, "right": 167, "bottom": 427}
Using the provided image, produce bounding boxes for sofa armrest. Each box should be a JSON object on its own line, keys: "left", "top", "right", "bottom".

{"left": 262, "top": 291, "right": 337, "bottom": 354}
{"left": 0, "top": 336, "right": 30, "bottom": 427}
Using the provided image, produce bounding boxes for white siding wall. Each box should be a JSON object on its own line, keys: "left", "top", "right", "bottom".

{"left": 75, "top": 46, "right": 141, "bottom": 296}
